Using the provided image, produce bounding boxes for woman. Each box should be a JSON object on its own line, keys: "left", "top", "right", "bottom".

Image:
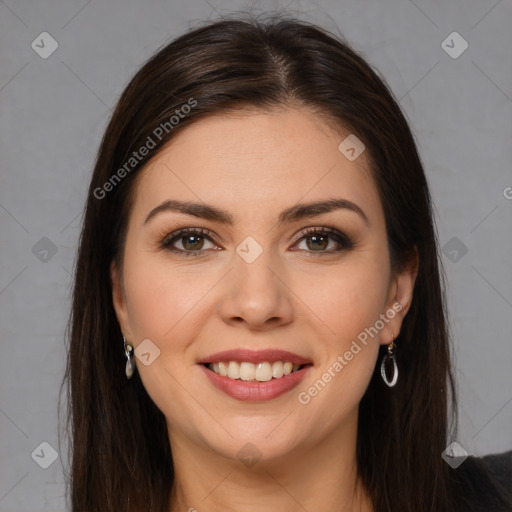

{"left": 62, "top": 13, "right": 512, "bottom": 512}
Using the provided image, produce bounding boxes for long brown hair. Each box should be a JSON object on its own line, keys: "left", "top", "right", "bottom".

{"left": 60, "top": 13, "right": 511, "bottom": 512}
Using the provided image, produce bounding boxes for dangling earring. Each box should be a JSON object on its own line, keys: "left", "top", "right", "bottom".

{"left": 124, "top": 336, "right": 134, "bottom": 379}
{"left": 380, "top": 334, "right": 398, "bottom": 387}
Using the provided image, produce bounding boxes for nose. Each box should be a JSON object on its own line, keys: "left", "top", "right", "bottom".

{"left": 218, "top": 247, "right": 294, "bottom": 331}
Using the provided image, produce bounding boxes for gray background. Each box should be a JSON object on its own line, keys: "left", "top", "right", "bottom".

{"left": 1, "top": 0, "right": 511, "bottom": 510}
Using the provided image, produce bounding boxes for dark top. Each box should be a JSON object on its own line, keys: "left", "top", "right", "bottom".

{"left": 454, "top": 450, "right": 512, "bottom": 511}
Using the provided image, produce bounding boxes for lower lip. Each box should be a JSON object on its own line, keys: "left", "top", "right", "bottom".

{"left": 199, "top": 364, "right": 312, "bottom": 401}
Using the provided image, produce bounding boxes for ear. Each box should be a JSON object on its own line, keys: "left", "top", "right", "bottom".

{"left": 381, "top": 246, "right": 419, "bottom": 345}
{"left": 110, "top": 260, "right": 134, "bottom": 341}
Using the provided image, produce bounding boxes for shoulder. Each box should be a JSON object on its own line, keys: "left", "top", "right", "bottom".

{"left": 453, "top": 450, "right": 512, "bottom": 511}
{"left": 481, "top": 450, "right": 512, "bottom": 491}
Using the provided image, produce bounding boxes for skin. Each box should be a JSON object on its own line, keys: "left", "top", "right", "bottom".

{"left": 111, "top": 107, "right": 418, "bottom": 512}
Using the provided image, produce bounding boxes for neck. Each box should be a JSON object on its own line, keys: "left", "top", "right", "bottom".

{"left": 167, "top": 418, "right": 374, "bottom": 512}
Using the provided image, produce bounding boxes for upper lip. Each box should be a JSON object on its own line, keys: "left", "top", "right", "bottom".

{"left": 198, "top": 349, "right": 312, "bottom": 366}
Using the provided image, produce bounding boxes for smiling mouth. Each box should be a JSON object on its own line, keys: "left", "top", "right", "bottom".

{"left": 204, "top": 361, "right": 311, "bottom": 382}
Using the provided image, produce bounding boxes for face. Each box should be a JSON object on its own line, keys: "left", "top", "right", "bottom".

{"left": 111, "top": 107, "right": 417, "bottom": 465}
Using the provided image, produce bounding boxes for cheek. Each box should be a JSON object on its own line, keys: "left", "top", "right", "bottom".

{"left": 121, "top": 256, "right": 208, "bottom": 424}
{"left": 291, "top": 257, "right": 387, "bottom": 405}
{"left": 295, "top": 272, "right": 384, "bottom": 420}
{"left": 293, "top": 257, "right": 389, "bottom": 343}
{"left": 123, "top": 252, "right": 209, "bottom": 341}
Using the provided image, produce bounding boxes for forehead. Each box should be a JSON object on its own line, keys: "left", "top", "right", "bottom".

{"left": 129, "top": 108, "right": 383, "bottom": 227}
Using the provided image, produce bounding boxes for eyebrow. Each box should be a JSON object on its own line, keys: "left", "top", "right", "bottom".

{"left": 144, "top": 197, "right": 370, "bottom": 227}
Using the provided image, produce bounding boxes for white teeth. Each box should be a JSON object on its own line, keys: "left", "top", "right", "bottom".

{"left": 272, "top": 361, "right": 284, "bottom": 378}
{"left": 240, "top": 362, "right": 255, "bottom": 381}
{"left": 227, "top": 361, "right": 240, "bottom": 379}
{"left": 209, "top": 361, "right": 303, "bottom": 381}
{"left": 255, "top": 362, "right": 273, "bottom": 381}
{"left": 218, "top": 361, "right": 229, "bottom": 377}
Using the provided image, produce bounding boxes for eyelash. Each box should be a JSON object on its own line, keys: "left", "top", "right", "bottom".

{"left": 159, "top": 226, "right": 356, "bottom": 257}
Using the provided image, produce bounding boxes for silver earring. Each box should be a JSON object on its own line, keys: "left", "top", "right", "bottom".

{"left": 124, "top": 336, "right": 134, "bottom": 379}
{"left": 380, "top": 335, "right": 398, "bottom": 387}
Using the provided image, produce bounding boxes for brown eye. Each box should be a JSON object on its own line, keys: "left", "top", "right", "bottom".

{"left": 304, "top": 234, "right": 329, "bottom": 251}
{"left": 160, "top": 226, "right": 355, "bottom": 257}
{"left": 294, "top": 227, "right": 355, "bottom": 254}
{"left": 161, "top": 228, "right": 218, "bottom": 255}
{"left": 180, "top": 234, "right": 205, "bottom": 251}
